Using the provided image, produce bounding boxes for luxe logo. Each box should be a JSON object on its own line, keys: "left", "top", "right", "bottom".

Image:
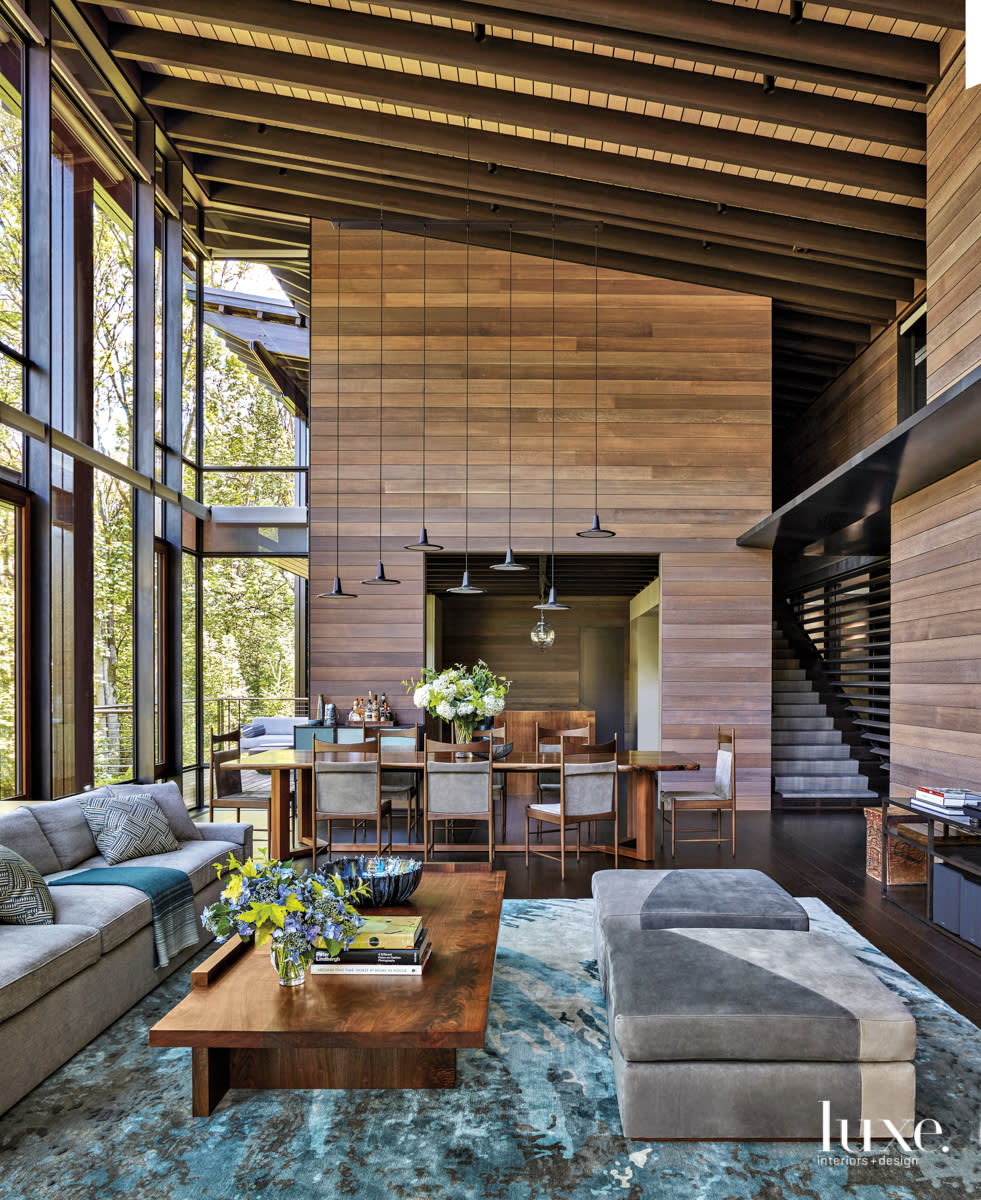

{"left": 821, "top": 1102, "right": 945, "bottom": 1155}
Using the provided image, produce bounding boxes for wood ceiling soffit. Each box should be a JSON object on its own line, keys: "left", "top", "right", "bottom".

{"left": 110, "top": 27, "right": 927, "bottom": 197}
{"left": 90, "top": 0, "right": 927, "bottom": 149}
{"left": 169, "top": 114, "right": 925, "bottom": 274}
{"left": 142, "top": 78, "right": 926, "bottom": 241}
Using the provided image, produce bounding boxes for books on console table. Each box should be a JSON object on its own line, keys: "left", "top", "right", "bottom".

{"left": 914, "top": 787, "right": 981, "bottom": 807}
{"left": 313, "top": 930, "right": 431, "bottom": 966}
{"left": 910, "top": 798, "right": 978, "bottom": 822}
{"left": 311, "top": 943, "right": 433, "bottom": 976}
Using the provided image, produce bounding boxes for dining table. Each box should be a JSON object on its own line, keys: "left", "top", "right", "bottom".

{"left": 221, "top": 747, "right": 700, "bottom": 863}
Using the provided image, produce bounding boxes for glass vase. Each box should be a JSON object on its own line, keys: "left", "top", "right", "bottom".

{"left": 453, "top": 719, "right": 477, "bottom": 746}
{"left": 270, "top": 944, "right": 308, "bottom": 987}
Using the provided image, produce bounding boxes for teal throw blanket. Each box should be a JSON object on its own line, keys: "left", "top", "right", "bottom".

{"left": 50, "top": 866, "right": 198, "bottom": 968}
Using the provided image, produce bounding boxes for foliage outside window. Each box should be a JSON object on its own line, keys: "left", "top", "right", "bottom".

{"left": 0, "top": 499, "right": 21, "bottom": 798}
{"left": 0, "top": 29, "right": 24, "bottom": 475}
{"left": 93, "top": 469, "right": 133, "bottom": 785}
{"left": 92, "top": 182, "right": 134, "bottom": 465}
{"left": 182, "top": 551, "right": 198, "bottom": 767}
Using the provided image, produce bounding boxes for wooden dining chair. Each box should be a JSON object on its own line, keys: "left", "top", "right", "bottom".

{"left": 312, "top": 737, "right": 391, "bottom": 868}
{"left": 423, "top": 737, "right": 495, "bottom": 865}
{"left": 658, "top": 727, "right": 736, "bottom": 857}
{"left": 208, "top": 727, "right": 275, "bottom": 841}
{"left": 473, "top": 723, "right": 511, "bottom": 842}
{"left": 525, "top": 735, "right": 619, "bottom": 881}
{"left": 376, "top": 725, "right": 422, "bottom": 837}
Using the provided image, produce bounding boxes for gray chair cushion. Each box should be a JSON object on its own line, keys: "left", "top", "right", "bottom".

{"left": 48, "top": 882, "right": 151, "bottom": 954}
{"left": 107, "top": 782, "right": 202, "bottom": 840}
{"left": 79, "top": 794, "right": 180, "bottom": 865}
{"left": 607, "top": 928, "right": 916, "bottom": 1065}
{"left": 0, "top": 924, "right": 101, "bottom": 1023}
{"left": 65, "top": 838, "right": 241, "bottom": 895}
{"left": 28, "top": 795, "right": 102, "bottom": 870}
{"left": 0, "top": 846, "right": 55, "bottom": 925}
{"left": 425, "top": 759, "right": 491, "bottom": 817}
{"left": 0, "top": 809, "right": 60, "bottom": 876}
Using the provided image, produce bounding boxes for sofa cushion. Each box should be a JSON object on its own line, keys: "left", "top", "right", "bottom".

{"left": 47, "top": 881, "right": 151, "bottom": 954}
{"left": 79, "top": 794, "right": 180, "bottom": 865}
{"left": 0, "top": 923, "right": 101, "bottom": 1023}
{"left": 107, "top": 782, "right": 202, "bottom": 841}
{"left": 68, "top": 838, "right": 241, "bottom": 894}
{"left": 28, "top": 795, "right": 102, "bottom": 870}
{"left": 0, "top": 809, "right": 60, "bottom": 876}
{"left": 0, "top": 846, "right": 55, "bottom": 925}
{"left": 241, "top": 722, "right": 265, "bottom": 738}
{"left": 608, "top": 928, "right": 916, "bottom": 1065}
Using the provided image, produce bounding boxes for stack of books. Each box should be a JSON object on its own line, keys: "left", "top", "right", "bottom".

{"left": 911, "top": 787, "right": 981, "bottom": 820}
{"left": 311, "top": 915, "right": 432, "bottom": 976}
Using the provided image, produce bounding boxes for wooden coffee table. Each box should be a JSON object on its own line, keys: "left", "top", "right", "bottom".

{"left": 150, "top": 870, "right": 506, "bottom": 1115}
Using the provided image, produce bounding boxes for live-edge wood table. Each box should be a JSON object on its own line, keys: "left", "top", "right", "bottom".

{"left": 150, "top": 870, "right": 506, "bottom": 1115}
{"left": 222, "top": 748, "right": 699, "bottom": 862}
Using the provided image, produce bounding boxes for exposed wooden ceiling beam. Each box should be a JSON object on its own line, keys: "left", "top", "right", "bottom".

{"left": 824, "top": 2, "right": 963, "bottom": 29}
{"left": 772, "top": 308, "right": 875, "bottom": 343}
{"left": 206, "top": 181, "right": 901, "bottom": 323}
{"left": 407, "top": 0, "right": 940, "bottom": 84}
{"left": 91, "top": 0, "right": 925, "bottom": 148}
{"left": 195, "top": 153, "right": 913, "bottom": 302}
{"left": 169, "top": 113, "right": 925, "bottom": 272}
{"left": 112, "top": 28, "right": 925, "bottom": 195}
{"left": 777, "top": 334, "right": 861, "bottom": 363}
{"left": 144, "top": 78, "right": 926, "bottom": 240}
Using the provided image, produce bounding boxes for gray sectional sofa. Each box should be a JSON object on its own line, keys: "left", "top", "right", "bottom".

{"left": 240, "top": 716, "right": 316, "bottom": 752}
{"left": 0, "top": 782, "right": 251, "bottom": 1117}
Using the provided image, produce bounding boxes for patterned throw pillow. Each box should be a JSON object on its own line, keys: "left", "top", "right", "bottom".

{"left": 79, "top": 794, "right": 180, "bottom": 866}
{"left": 0, "top": 844, "right": 55, "bottom": 925}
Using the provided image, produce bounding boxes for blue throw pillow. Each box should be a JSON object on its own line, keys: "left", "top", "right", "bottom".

{"left": 0, "top": 844, "right": 55, "bottom": 925}
{"left": 241, "top": 722, "right": 266, "bottom": 738}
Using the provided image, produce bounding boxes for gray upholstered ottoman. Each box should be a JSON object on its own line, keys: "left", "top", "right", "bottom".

{"left": 591, "top": 869, "right": 809, "bottom": 991}
{"left": 606, "top": 927, "right": 916, "bottom": 1140}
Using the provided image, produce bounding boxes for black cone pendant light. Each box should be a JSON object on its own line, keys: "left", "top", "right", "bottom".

{"left": 491, "top": 226, "right": 528, "bottom": 573}
{"left": 317, "top": 224, "right": 357, "bottom": 599}
{"left": 362, "top": 212, "right": 399, "bottom": 585}
{"left": 405, "top": 224, "right": 443, "bottom": 552}
{"left": 577, "top": 224, "right": 615, "bottom": 538}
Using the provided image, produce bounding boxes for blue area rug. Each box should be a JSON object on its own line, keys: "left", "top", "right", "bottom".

{"left": 2, "top": 897, "right": 981, "bottom": 1199}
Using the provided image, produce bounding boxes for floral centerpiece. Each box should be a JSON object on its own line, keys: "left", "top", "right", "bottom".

{"left": 202, "top": 850, "right": 369, "bottom": 986}
{"left": 404, "top": 659, "right": 511, "bottom": 745}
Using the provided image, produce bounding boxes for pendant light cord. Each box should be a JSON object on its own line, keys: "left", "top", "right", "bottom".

{"left": 421, "top": 224, "right": 428, "bottom": 525}
{"left": 593, "top": 223, "right": 599, "bottom": 514}
{"left": 378, "top": 209, "right": 385, "bottom": 558}
{"left": 507, "top": 224, "right": 513, "bottom": 548}
{"left": 464, "top": 128, "right": 471, "bottom": 573}
{"left": 550, "top": 211, "right": 557, "bottom": 586}
{"left": 335, "top": 225, "right": 342, "bottom": 568}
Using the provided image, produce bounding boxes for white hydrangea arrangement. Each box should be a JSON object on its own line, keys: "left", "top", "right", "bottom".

{"left": 404, "top": 660, "right": 510, "bottom": 744}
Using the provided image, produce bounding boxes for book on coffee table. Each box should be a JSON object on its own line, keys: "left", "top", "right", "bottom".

{"left": 311, "top": 943, "right": 433, "bottom": 976}
{"left": 313, "top": 930, "right": 431, "bottom": 966}
{"left": 347, "top": 916, "right": 424, "bottom": 949}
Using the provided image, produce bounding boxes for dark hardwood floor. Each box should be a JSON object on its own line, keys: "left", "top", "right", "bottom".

{"left": 500, "top": 807, "right": 981, "bottom": 1029}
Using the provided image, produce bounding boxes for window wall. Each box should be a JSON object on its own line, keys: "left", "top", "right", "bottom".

{"left": 0, "top": 24, "right": 23, "bottom": 477}
{"left": 0, "top": 10, "right": 309, "bottom": 804}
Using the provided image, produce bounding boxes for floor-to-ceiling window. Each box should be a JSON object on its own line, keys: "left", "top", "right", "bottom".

{"left": 0, "top": 494, "right": 23, "bottom": 800}
{"left": 0, "top": 23, "right": 23, "bottom": 478}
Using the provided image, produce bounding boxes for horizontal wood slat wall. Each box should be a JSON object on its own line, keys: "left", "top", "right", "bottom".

{"left": 891, "top": 456, "right": 981, "bottom": 793}
{"left": 926, "top": 33, "right": 981, "bottom": 401}
{"left": 777, "top": 317, "right": 899, "bottom": 503}
{"left": 309, "top": 224, "right": 772, "bottom": 806}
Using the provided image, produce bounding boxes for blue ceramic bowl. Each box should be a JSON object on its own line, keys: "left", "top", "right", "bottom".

{"left": 320, "top": 856, "right": 423, "bottom": 906}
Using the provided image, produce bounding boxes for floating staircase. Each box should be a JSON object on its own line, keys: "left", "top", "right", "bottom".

{"left": 772, "top": 627, "right": 877, "bottom": 807}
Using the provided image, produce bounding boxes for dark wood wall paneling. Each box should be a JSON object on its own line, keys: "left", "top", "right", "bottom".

{"left": 891, "top": 457, "right": 981, "bottom": 793}
{"left": 309, "top": 226, "right": 772, "bottom": 805}
{"left": 778, "top": 318, "right": 899, "bottom": 503}
{"left": 926, "top": 33, "right": 981, "bottom": 401}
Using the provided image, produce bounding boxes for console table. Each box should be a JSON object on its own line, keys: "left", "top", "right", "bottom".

{"left": 881, "top": 796, "right": 981, "bottom": 954}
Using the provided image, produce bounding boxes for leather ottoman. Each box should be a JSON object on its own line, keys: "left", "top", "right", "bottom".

{"left": 606, "top": 927, "right": 916, "bottom": 1140}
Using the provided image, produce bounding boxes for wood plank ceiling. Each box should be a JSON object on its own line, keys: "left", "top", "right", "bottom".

{"left": 83, "top": 0, "right": 956, "bottom": 430}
